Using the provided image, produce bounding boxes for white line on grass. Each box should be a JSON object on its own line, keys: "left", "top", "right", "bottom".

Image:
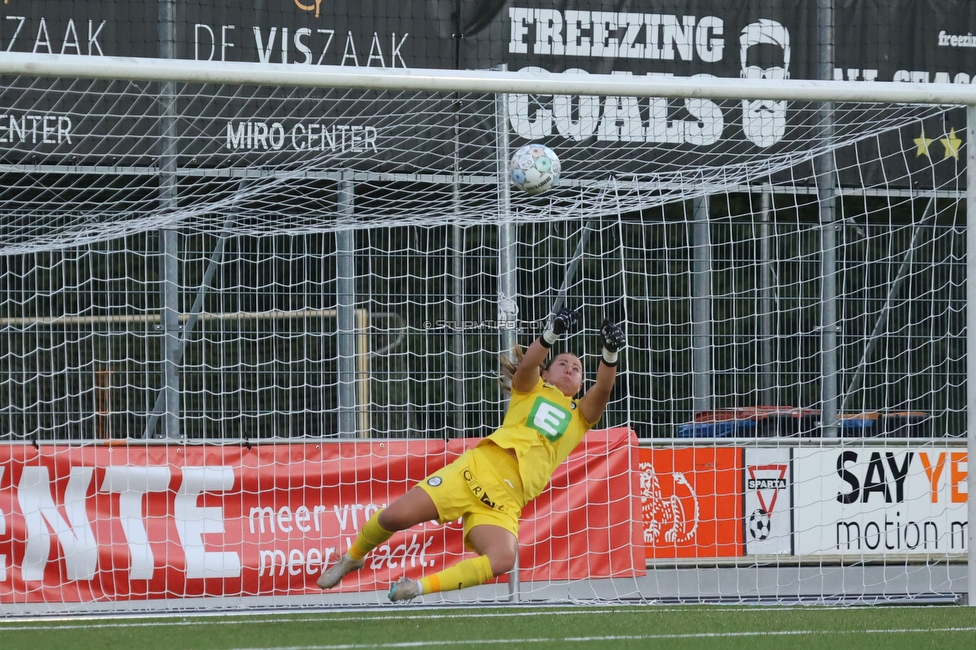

{"left": 0, "top": 607, "right": 716, "bottom": 631}
{"left": 0, "top": 606, "right": 967, "bottom": 633}
{"left": 0, "top": 602, "right": 956, "bottom": 631}
{"left": 0, "top": 609, "right": 602, "bottom": 632}
{"left": 225, "top": 627, "right": 976, "bottom": 650}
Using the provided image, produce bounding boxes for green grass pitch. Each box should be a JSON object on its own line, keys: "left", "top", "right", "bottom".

{"left": 1, "top": 604, "right": 974, "bottom": 650}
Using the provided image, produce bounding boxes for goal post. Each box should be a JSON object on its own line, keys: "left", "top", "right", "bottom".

{"left": 967, "top": 104, "right": 976, "bottom": 607}
{"left": 0, "top": 53, "right": 974, "bottom": 612}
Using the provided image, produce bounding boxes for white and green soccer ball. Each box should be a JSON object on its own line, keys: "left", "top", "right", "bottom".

{"left": 510, "top": 143, "right": 561, "bottom": 195}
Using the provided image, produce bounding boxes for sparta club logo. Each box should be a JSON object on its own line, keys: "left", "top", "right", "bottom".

{"left": 746, "top": 464, "right": 788, "bottom": 540}
{"left": 639, "top": 461, "right": 699, "bottom": 545}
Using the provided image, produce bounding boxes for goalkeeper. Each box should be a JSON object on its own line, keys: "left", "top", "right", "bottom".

{"left": 317, "top": 307, "right": 624, "bottom": 602}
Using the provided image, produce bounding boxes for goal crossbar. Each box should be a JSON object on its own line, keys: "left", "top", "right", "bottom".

{"left": 1, "top": 52, "right": 975, "bottom": 105}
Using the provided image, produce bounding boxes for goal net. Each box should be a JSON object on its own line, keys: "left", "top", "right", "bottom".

{"left": 0, "top": 55, "right": 970, "bottom": 613}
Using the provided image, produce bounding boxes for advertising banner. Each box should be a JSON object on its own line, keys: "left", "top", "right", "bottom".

{"left": 1, "top": 1, "right": 974, "bottom": 187}
{"left": 793, "top": 447, "right": 968, "bottom": 556}
{"left": 0, "top": 428, "right": 642, "bottom": 604}
{"left": 4, "top": 2, "right": 974, "bottom": 82}
{"left": 638, "top": 446, "right": 742, "bottom": 559}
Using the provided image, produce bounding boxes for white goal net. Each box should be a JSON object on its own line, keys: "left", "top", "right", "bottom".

{"left": 0, "top": 55, "right": 971, "bottom": 613}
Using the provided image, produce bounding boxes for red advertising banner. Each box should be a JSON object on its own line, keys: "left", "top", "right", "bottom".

{"left": 638, "top": 447, "right": 743, "bottom": 558}
{"left": 0, "top": 428, "right": 642, "bottom": 604}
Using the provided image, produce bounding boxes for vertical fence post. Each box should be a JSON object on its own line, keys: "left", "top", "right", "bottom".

{"left": 156, "top": 0, "right": 181, "bottom": 440}
{"left": 495, "top": 70, "right": 520, "bottom": 604}
{"left": 759, "top": 191, "right": 777, "bottom": 405}
{"left": 691, "top": 196, "right": 713, "bottom": 415}
{"left": 452, "top": 224, "right": 467, "bottom": 437}
{"left": 496, "top": 71, "right": 517, "bottom": 362}
{"left": 818, "top": 0, "right": 840, "bottom": 438}
{"left": 337, "top": 176, "right": 359, "bottom": 439}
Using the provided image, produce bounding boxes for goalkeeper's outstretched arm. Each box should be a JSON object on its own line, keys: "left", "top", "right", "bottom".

{"left": 511, "top": 307, "right": 579, "bottom": 393}
{"left": 579, "top": 319, "right": 625, "bottom": 425}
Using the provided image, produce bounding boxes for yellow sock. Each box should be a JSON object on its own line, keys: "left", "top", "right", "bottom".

{"left": 347, "top": 510, "right": 395, "bottom": 561}
{"left": 419, "top": 555, "right": 494, "bottom": 595}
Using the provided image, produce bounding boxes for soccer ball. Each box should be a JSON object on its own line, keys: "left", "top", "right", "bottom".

{"left": 510, "top": 143, "right": 560, "bottom": 195}
{"left": 748, "top": 508, "right": 771, "bottom": 540}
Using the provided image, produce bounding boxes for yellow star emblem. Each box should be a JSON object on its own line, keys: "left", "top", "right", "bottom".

{"left": 940, "top": 128, "right": 962, "bottom": 160}
{"left": 914, "top": 129, "right": 934, "bottom": 157}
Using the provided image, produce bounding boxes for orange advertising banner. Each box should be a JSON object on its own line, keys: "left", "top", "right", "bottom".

{"left": 0, "top": 428, "right": 642, "bottom": 604}
{"left": 638, "top": 447, "right": 743, "bottom": 558}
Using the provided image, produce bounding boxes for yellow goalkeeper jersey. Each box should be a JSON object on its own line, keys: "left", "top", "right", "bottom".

{"left": 481, "top": 377, "right": 595, "bottom": 503}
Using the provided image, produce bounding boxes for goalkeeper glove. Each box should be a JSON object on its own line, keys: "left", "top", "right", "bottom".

{"left": 541, "top": 307, "right": 579, "bottom": 348}
{"left": 600, "top": 319, "right": 626, "bottom": 366}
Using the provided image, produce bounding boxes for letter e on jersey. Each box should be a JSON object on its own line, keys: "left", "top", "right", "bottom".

{"left": 528, "top": 398, "right": 571, "bottom": 441}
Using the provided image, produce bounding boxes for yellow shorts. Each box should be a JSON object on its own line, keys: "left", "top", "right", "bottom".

{"left": 417, "top": 442, "right": 524, "bottom": 548}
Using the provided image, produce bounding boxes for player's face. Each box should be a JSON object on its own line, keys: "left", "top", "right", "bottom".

{"left": 542, "top": 353, "right": 583, "bottom": 397}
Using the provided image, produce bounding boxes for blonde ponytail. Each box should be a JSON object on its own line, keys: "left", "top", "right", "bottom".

{"left": 498, "top": 344, "right": 545, "bottom": 394}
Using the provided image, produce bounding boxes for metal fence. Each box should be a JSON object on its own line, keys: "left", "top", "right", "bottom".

{"left": 0, "top": 188, "right": 965, "bottom": 442}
